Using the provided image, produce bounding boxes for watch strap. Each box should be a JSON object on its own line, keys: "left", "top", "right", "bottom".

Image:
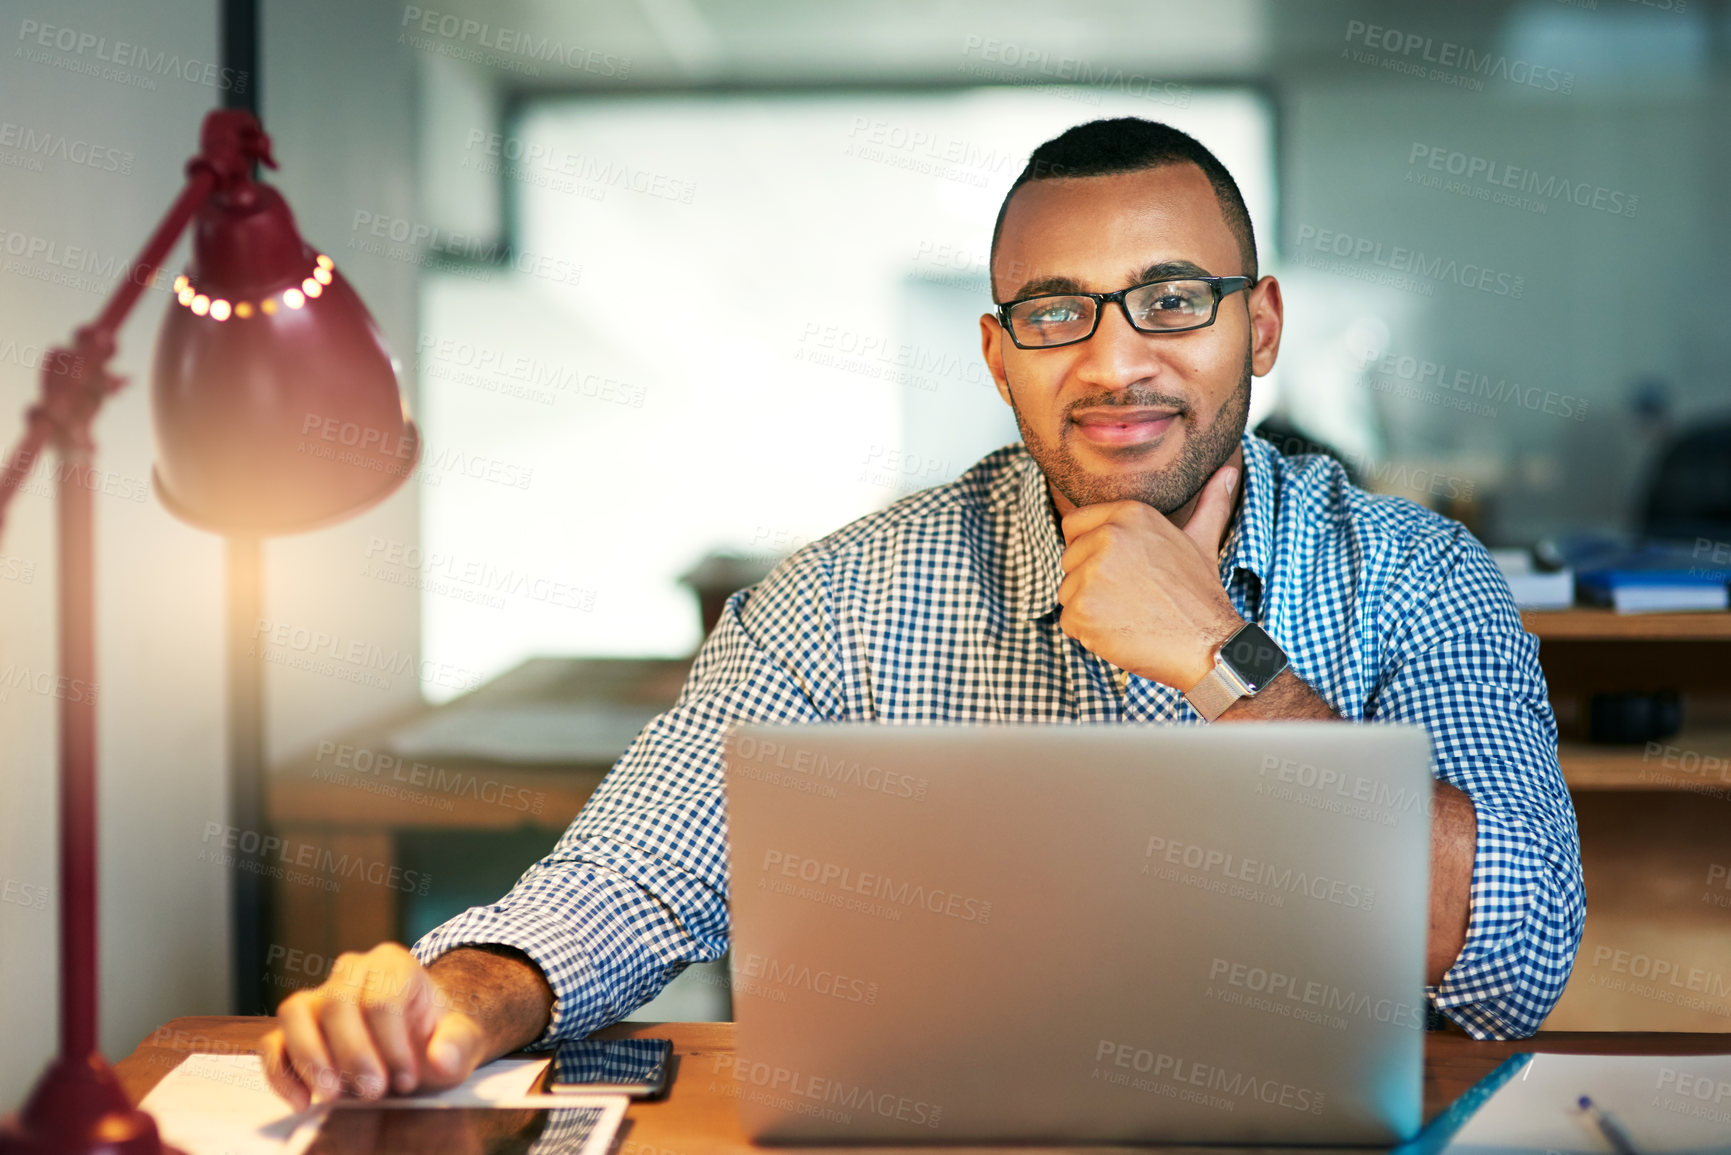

{"left": 1184, "top": 664, "right": 1246, "bottom": 723}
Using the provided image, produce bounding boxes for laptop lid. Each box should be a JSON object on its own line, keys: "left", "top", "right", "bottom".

{"left": 722, "top": 721, "right": 1433, "bottom": 1146}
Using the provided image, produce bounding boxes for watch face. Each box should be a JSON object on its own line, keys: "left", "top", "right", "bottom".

{"left": 1219, "top": 623, "right": 1289, "bottom": 693}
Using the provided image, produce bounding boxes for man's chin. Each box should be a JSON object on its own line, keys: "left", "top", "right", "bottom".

{"left": 1053, "top": 463, "right": 1188, "bottom": 512}
{"left": 1064, "top": 436, "right": 1186, "bottom": 489}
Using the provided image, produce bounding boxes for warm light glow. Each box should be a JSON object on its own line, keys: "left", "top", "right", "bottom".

{"left": 172, "top": 258, "right": 335, "bottom": 315}
{"left": 94, "top": 1116, "right": 134, "bottom": 1142}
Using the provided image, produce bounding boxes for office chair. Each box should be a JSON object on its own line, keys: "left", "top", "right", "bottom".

{"left": 1640, "top": 418, "right": 1731, "bottom": 541}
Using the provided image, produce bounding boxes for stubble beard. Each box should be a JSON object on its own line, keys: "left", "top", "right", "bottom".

{"left": 1010, "top": 350, "right": 1252, "bottom": 516}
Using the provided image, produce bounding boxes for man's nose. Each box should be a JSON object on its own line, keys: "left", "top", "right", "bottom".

{"left": 1074, "top": 299, "right": 1163, "bottom": 388}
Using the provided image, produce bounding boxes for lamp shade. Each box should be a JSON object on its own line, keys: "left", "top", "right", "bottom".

{"left": 151, "top": 178, "right": 420, "bottom": 536}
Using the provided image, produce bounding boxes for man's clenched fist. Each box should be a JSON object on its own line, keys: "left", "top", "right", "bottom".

{"left": 259, "top": 943, "right": 533, "bottom": 1109}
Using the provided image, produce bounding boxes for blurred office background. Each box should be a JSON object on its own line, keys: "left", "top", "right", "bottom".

{"left": 3, "top": 0, "right": 1729, "bottom": 1110}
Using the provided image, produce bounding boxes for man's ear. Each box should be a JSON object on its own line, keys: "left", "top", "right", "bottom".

{"left": 1248, "top": 275, "right": 1284, "bottom": 377}
{"left": 979, "top": 313, "right": 1014, "bottom": 407}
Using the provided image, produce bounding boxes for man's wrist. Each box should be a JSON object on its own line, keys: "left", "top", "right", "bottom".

{"left": 1215, "top": 668, "right": 1340, "bottom": 722}
{"left": 1179, "top": 613, "right": 1247, "bottom": 691}
{"left": 429, "top": 945, "right": 555, "bottom": 1056}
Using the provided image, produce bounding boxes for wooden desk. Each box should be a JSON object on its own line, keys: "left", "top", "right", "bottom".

{"left": 118, "top": 1017, "right": 1731, "bottom": 1154}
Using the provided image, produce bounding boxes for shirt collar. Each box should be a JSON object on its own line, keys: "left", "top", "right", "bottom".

{"left": 1219, "top": 431, "right": 1276, "bottom": 590}
{"left": 1003, "top": 448, "right": 1067, "bottom": 624}
{"left": 1003, "top": 432, "right": 1277, "bottom": 625}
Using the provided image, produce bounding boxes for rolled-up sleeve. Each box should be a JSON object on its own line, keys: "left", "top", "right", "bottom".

{"left": 1367, "top": 526, "right": 1585, "bottom": 1039}
{"left": 411, "top": 547, "right": 846, "bottom": 1046}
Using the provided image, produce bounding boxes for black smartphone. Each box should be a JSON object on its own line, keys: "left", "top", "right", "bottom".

{"left": 548, "top": 1037, "right": 673, "bottom": 1099}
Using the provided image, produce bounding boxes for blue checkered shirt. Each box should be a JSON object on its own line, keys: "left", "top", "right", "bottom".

{"left": 413, "top": 432, "right": 1585, "bottom": 1042}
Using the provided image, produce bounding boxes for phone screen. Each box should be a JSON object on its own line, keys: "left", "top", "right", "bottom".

{"left": 550, "top": 1038, "right": 673, "bottom": 1097}
{"left": 306, "top": 1106, "right": 609, "bottom": 1155}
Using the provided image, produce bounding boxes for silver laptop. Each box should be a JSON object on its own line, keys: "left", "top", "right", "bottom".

{"left": 722, "top": 722, "right": 1433, "bottom": 1147}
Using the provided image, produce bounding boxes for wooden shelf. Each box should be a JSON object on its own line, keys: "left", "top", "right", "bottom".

{"left": 1559, "top": 728, "right": 1731, "bottom": 791}
{"left": 1523, "top": 608, "right": 1731, "bottom": 641}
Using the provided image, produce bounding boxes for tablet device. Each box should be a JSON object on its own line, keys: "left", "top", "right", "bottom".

{"left": 307, "top": 1097, "right": 625, "bottom": 1155}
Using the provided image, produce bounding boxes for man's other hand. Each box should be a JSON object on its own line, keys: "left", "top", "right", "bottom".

{"left": 260, "top": 943, "right": 493, "bottom": 1109}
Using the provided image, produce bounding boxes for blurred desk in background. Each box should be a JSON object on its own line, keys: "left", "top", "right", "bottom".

{"left": 262, "top": 657, "right": 691, "bottom": 999}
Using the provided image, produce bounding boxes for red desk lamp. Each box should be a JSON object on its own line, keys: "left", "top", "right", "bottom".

{"left": 0, "top": 108, "right": 421, "bottom": 1155}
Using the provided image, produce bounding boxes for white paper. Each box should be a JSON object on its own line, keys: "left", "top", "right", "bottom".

{"left": 138, "top": 1053, "right": 551, "bottom": 1155}
{"left": 1446, "top": 1052, "right": 1731, "bottom": 1153}
{"left": 404, "top": 1056, "right": 551, "bottom": 1105}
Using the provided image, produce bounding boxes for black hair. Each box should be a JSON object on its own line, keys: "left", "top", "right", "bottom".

{"left": 989, "top": 118, "right": 1259, "bottom": 295}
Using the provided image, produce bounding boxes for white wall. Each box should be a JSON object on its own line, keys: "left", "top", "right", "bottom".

{"left": 1269, "top": 2, "right": 1730, "bottom": 543}
{"left": 0, "top": 0, "right": 228, "bottom": 1109}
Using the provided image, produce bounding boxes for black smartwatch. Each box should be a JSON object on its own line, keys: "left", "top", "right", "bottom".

{"left": 1183, "top": 622, "right": 1289, "bottom": 722}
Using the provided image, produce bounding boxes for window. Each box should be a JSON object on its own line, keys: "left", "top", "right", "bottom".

{"left": 419, "top": 87, "right": 1275, "bottom": 699}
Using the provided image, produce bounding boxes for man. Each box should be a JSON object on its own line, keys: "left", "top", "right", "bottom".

{"left": 262, "top": 118, "right": 1584, "bottom": 1108}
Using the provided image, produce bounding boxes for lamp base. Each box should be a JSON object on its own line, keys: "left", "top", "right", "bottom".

{"left": 0, "top": 1052, "right": 184, "bottom": 1155}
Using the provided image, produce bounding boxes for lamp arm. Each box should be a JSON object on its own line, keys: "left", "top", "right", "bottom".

{"left": 0, "top": 108, "right": 275, "bottom": 1155}
{"left": 0, "top": 109, "right": 274, "bottom": 538}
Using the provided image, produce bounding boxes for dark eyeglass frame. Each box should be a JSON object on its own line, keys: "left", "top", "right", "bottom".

{"left": 995, "top": 274, "right": 1253, "bottom": 350}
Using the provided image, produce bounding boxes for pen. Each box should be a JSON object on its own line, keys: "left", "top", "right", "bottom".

{"left": 1577, "top": 1095, "right": 1642, "bottom": 1155}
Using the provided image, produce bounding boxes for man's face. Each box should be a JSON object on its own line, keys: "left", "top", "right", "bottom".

{"left": 980, "top": 163, "right": 1282, "bottom": 519}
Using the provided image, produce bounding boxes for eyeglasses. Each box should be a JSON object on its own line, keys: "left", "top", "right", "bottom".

{"left": 995, "top": 275, "right": 1252, "bottom": 349}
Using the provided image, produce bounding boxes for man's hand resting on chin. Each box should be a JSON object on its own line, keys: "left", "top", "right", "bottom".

{"left": 1055, "top": 460, "right": 1245, "bottom": 691}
